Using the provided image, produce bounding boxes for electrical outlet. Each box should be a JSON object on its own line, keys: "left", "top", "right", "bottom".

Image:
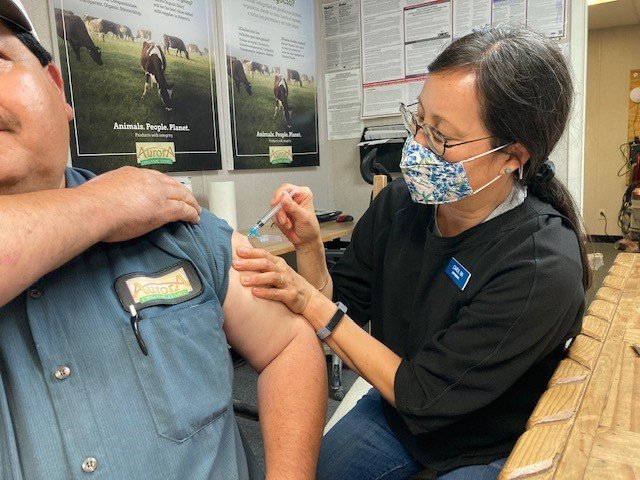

{"left": 598, "top": 209, "right": 606, "bottom": 219}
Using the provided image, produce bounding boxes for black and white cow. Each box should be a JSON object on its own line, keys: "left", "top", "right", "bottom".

{"left": 273, "top": 74, "right": 292, "bottom": 129}
{"left": 141, "top": 42, "right": 174, "bottom": 111}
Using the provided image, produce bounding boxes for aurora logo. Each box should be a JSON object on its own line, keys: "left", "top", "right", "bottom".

{"left": 136, "top": 142, "right": 176, "bottom": 166}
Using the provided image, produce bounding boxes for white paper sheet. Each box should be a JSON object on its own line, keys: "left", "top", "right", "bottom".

{"left": 325, "top": 70, "right": 365, "bottom": 140}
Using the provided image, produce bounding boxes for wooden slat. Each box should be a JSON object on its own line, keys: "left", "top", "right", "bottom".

{"left": 584, "top": 457, "right": 640, "bottom": 480}
{"left": 372, "top": 175, "right": 388, "bottom": 199}
{"left": 568, "top": 334, "right": 602, "bottom": 370}
{"left": 590, "top": 430, "right": 640, "bottom": 469}
{"left": 596, "top": 286, "right": 622, "bottom": 304}
{"left": 586, "top": 299, "right": 617, "bottom": 322}
{"left": 580, "top": 315, "right": 610, "bottom": 341}
{"left": 602, "top": 275, "right": 625, "bottom": 290}
{"left": 527, "top": 382, "right": 586, "bottom": 427}
{"left": 608, "top": 265, "right": 631, "bottom": 278}
{"left": 498, "top": 422, "right": 572, "bottom": 480}
{"left": 613, "top": 253, "right": 637, "bottom": 268}
{"left": 552, "top": 308, "right": 629, "bottom": 479}
{"left": 548, "top": 358, "right": 590, "bottom": 387}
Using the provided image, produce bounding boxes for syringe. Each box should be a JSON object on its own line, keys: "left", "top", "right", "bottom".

{"left": 247, "top": 191, "right": 292, "bottom": 238}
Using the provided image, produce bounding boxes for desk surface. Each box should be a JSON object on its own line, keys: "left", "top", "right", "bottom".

{"left": 500, "top": 252, "right": 640, "bottom": 480}
{"left": 241, "top": 221, "right": 355, "bottom": 256}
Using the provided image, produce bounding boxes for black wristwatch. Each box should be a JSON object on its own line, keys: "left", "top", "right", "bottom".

{"left": 316, "top": 302, "right": 347, "bottom": 341}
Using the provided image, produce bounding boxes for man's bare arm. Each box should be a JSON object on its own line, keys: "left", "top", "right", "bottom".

{"left": 0, "top": 167, "right": 200, "bottom": 307}
{"left": 223, "top": 232, "right": 327, "bottom": 480}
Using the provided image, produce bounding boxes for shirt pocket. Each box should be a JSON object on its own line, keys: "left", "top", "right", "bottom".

{"left": 122, "top": 299, "right": 232, "bottom": 443}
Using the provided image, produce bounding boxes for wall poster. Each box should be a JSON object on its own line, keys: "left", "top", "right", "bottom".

{"left": 222, "top": 0, "right": 319, "bottom": 170}
{"left": 53, "top": 0, "right": 222, "bottom": 173}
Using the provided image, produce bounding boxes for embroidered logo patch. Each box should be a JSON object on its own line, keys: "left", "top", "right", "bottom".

{"left": 114, "top": 260, "right": 203, "bottom": 311}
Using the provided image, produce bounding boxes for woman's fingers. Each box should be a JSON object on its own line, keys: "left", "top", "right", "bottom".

{"left": 240, "top": 272, "right": 283, "bottom": 287}
{"left": 233, "top": 257, "right": 276, "bottom": 272}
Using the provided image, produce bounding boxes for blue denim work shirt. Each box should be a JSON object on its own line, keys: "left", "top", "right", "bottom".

{"left": 0, "top": 168, "right": 250, "bottom": 479}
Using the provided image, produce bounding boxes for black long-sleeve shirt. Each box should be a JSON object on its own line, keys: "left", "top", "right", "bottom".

{"left": 331, "top": 178, "right": 585, "bottom": 473}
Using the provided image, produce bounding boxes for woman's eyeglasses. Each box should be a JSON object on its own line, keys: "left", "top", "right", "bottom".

{"left": 399, "top": 102, "right": 493, "bottom": 156}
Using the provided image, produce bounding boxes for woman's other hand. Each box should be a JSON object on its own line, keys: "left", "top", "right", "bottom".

{"left": 233, "top": 246, "right": 317, "bottom": 315}
{"left": 271, "top": 184, "right": 321, "bottom": 249}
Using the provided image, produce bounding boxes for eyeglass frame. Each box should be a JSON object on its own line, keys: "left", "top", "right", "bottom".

{"left": 399, "top": 102, "right": 495, "bottom": 156}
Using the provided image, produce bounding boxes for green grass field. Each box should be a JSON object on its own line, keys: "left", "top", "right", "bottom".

{"left": 59, "top": 34, "right": 220, "bottom": 173}
{"left": 228, "top": 72, "right": 318, "bottom": 170}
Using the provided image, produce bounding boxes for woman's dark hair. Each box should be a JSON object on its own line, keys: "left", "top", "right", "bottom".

{"left": 4, "top": 20, "right": 53, "bottom": 67}
{"left": 429, "top": 27, "right": 591, "bottom": 290}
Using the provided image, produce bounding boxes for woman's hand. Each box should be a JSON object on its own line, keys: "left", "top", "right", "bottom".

{"left": 233, "top": 246, "right": 318, "bottom": 315}
{"left": 270, "top": 184, "right": 321, "bottom": 249}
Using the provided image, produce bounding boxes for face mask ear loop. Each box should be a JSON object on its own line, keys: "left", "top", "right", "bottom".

{"left": 472, "top": 173, "right": 504, "bottom": 196}
{"left": 459, "top": 142, "right": 514, "bottom": 164}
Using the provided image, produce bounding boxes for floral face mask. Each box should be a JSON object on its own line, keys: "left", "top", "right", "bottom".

{"left": 400, "top": 135, "right": 512, "bottom": 205}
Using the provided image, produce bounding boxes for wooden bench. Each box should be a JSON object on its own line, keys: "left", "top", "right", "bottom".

{"left": 499, "top": 253, "right": 640, "bottom": 480}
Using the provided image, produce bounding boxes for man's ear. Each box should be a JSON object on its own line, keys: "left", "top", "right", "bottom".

{"left": 502, "top": 142, "right": 531, "bottom": 174}
{"left": 45, "top": 62, "right": 74, "bottom": 121}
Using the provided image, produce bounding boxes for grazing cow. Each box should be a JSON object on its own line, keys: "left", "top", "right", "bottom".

{"left": 203, "top": 48, "right": 209, "bottom": 56}
{"left": 287, "top": 68, "right": 302, "bottom": 87}
{"left": 141, "top": 42, "right": 174, "bottom": 111}
{"left": 188, "top": 44, "right": 203, "bottom": 56}
{"left": 271, "top": 66, "right": 280, "bottom": 75}
{"left": 163, "top": 34, "right": 189, "bottom": 59}
{"left": 301, "top": 74, "right": 310, "bottom": 84}
{"left": 227, "top": 56, "right": 252, "bottom": 95}
{"left": 136, "top": 29, "right": 152, "bottom": 41}
{"left": 273, "top": 75, "right": 292, "bottom": 129}
{"left": 243, "top": 61, "right": 264, "bottom": 77}
{"left": 119, "top": 25, "right": 133, "bottom": 41}
{"left": 87, "top": 18, "right": 120, "bottom": 42}
{"left": 56, "top": 12, "right": 102, "bottom": 66}
{"left": 261, "top": 64, "right": 271, "bottom": 76}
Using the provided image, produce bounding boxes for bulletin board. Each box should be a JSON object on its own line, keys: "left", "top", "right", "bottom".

{"left": 359, "top": 0, "right": 570, "bottom": 118}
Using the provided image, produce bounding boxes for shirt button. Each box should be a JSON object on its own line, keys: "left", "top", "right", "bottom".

{"left": 28, "top": 288, "right": 43, "bottom": 299}
{"left": 81, "top": 457, "right": 98, "bottom": 473}
{"left": 54, "top": 366, "right": 71, "bottom": 381}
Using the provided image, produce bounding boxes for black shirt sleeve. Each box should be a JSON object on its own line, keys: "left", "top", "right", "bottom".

{"left": 394, "top": 219, "right": 584, "bottom": 436}
{"left": 330, "top": 198, "right": 376, "bottom": 327}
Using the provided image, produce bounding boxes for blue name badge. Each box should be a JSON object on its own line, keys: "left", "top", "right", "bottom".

{"left": 445, "top": 257, "right": 471, "bottom": 291}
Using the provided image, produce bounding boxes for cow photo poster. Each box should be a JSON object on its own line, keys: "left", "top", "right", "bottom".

{"left": 52, "top": 0, "right": 222, "bottom": 173}
{"left": 222, "top": 0, "right": 319, "bottom": 170}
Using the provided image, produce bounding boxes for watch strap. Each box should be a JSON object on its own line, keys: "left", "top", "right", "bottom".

{"left": 316, "top": 302, "right": 347, "bottom": 340}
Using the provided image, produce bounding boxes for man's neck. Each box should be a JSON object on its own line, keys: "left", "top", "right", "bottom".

{"left": 436, "top": 177, "right": 514, "bottom": 237}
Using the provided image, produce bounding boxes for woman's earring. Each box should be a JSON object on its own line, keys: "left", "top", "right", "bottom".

{"left": 518, "top": 165, "right": 524, "bottom": 180}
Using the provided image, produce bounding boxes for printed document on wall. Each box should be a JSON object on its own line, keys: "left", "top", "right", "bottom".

{"left": 323, "top": 0, "right": 361, "bottom": 72}
{"left": 360, "top": 0, "right": 451, "bottom": 118}
{"left": 453, "top": 0, "right": 491, "bottom": 39}
{"left": 526, "top": 0, "right": 566, "bottom": 38}
{"left": 325, "top": 70, "right": 364, "bottom": 140}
